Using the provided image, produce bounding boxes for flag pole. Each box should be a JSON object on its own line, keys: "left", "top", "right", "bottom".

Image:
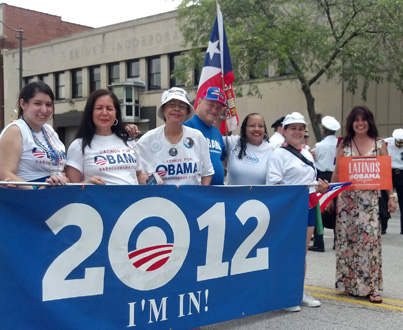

{"left": 216, "top": 1, "right": 230, "bottom": 163}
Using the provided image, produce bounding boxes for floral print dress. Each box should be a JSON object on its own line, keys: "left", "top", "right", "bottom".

{"left": 335, "top": 139, "right": 383, "bottom": 296}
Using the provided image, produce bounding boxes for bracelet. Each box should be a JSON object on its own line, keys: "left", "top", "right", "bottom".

{"left": 32, "top": 185, "right": 39, "bottom": 190}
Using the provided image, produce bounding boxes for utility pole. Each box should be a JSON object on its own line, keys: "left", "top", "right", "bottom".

{"left": 0, "top": 20, "right": 24, "bottom": 91}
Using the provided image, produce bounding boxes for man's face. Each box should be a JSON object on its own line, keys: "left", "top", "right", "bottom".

{"left": 197, "top": 98, "right": 225, "bottom": 126}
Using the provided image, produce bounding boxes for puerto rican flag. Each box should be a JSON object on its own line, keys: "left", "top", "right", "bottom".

{"left": 195, "top": 4, "right": 238, "bottom": 133}
{"left": 317, "top": 182, "right": 352, "bottom": 212}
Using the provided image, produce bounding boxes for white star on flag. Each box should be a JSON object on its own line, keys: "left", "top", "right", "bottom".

{"left": 207, "top": 40, "right": 220, "bottom": 60}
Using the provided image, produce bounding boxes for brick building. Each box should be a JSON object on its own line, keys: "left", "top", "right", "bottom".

{"left": 0, "top": 3, "right": 92, "bottom": 128}
{"left": 2, "top": 6, "right": 403, "bottom": 147}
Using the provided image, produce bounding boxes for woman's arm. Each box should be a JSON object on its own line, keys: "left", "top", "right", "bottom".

{"left": 0, "top": 126, "right": 29, "bottom": 188}
{"left": 380, "top": 141, "right": 397, "bottom": 213}
{"left": 136, "top": 171, "right": 149, "bottom": 185}
{"left": 201, "top": 175, "right": 212, "bottom": 185}
{"left": 330, "top": 144, "right": 344, "bottom": 183}
{"left": 66, "top": 165, "right": 85, "bottom": 183}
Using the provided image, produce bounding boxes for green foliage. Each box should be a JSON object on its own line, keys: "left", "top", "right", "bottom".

{"left": 177, "top": 0, "right": 403, "bottom": 140}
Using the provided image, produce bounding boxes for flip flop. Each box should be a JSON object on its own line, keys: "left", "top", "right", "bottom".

{"left": 368, "top": 295, "right": 382, "bottom": 304}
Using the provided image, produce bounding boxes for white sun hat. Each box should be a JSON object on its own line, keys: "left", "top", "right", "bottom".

{"left": 321, "top": 116, "right": 341, "bottom": 131}
{"left": 282, "top": 112, "right": 307, "bottom": 127}
{"left": 157, "top": 87, "right": 195, "bottom": 121}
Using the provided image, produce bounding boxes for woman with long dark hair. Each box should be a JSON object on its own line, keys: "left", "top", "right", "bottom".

{"left": 66, "top": 89, "right": 148, "bottom": 185}
{"left": 0, "top": 81, "right": 68, "bottom": 188}
{"left": 330, "top": 105, "right": 396, "bottom": 303}
{"left": 225, "top": 113, "right": 273, "bottom": 185}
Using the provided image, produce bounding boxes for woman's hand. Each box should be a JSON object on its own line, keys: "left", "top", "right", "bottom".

{"left": 84, "top": 176, "right": 106, "bottom": 185}
{"left": 388, "top": 196, "right": 397, "bottom": 213}
{"left": 0, "top": 178, "right": 18, "bottom": 189}
{"left": 326, "top": 200, "right": 334, "bottom": 213}
{"left": 46, "top": 175, "right": 70, "bottom": 186}
{"left": 317, "top": 178, "right": 330, "bottom": 194}
{"left": 125, "top": 124, "right": 141, "bottom": 138}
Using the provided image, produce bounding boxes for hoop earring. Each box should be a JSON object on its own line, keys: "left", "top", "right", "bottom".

{"left": 114, "top": 119, "right": 118, "bottom": 126}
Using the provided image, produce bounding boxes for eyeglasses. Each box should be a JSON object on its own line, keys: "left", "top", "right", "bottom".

{"left": 165, "top": 101, "right": 188, "bottom": 111}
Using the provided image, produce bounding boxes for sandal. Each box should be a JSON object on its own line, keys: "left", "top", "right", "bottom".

{"left": 368, "top": 295, "right": 382, "bottom": 304}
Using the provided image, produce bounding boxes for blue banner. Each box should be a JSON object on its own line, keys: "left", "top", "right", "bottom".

{"left": 0, "top": 185, "right": 308, "bottom": 329}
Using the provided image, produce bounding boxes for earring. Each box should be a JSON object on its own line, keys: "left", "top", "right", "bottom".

{"left": 114, "top": 119, "right": 118, "bottom": 126}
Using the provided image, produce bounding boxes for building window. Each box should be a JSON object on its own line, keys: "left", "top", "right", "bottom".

{"left": 108, "top": 62, "right": 120, "bottom": 85}
{"left": 194, "top": 49, "right": 206, "bottom": 87}
{"left": 24, "top": 76, "right": 36, "bottom": 85}
{"left": 249, "top": 56, "right": 270, "bottom": 80}
{"left": 148, "top": 56, "right": 161, "bottom": 90}
{"left": 39, "top": 74, "right": 50, "bottom": 86}
{"left": 55, "top": 72, "right": 65, "bottom": 100}
{"left": 72, "top": 69, "right": 83, "bottom": 98}
{"left": 170, "top": 53, "right": 185, "bottom": 87}
{"left": 127, "top": 59, "right": 140, "bottom": 78}
{"left": 90, "top": 66, "right": 101, "bottom": 92}
{"left": 113, "top": 86, "right": 141, "bottom": 121}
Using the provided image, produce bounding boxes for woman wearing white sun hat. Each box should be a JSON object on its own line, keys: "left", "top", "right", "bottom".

{"left": 266, "top": 111, "right": 329, "bottom": 312}
{"left": 137, "top": 87, "right": 214, "bottom": 185}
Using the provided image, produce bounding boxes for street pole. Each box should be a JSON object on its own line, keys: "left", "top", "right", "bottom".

{"left": 0, "top": 20, "right": 24, "bottom": 91}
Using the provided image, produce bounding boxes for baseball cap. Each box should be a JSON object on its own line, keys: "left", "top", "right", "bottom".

{"left": 157, "top": 87, "right": 195, "bottom": 121}
{"left": 321, "top": 116, "right": 340, "bottom": 131}
{"left": 282, "top": 112, "right": 307, "bottom": 127}
{"left": 392, "top": 128, "right": 403, "bottom": 141}
{"left": 271, "top": 116, "right": 285, "bottom": 128}
{"left": 201, "top": 87, "right": 226, "bottom": 106}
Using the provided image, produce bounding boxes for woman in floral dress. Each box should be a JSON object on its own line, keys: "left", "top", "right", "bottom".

{"left": 329, "top": 105, "right": 396, "bottom": 303}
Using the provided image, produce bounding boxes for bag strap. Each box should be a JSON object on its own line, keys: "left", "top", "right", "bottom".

{"left": 281, "top": 144, "right": 316, "bottom": 171}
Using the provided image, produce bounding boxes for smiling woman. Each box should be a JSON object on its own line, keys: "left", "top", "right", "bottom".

{"left": 0, "top": 81, "right": 68, "bottom": 189}
{"left": 225, "top": 113, "right": 274, "bottom": 185}
{"left": 65, "top": 89, "right": 149, "bottom": 185}
{"left": 330, "top": 105, "right": 397, "bottom": 304}
{"left": 136, "top": 87, "right": 214, "bottom": 186}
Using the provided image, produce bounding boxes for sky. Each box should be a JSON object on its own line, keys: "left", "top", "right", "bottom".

{"left": 3, "top": 0, "right": 183, "bottom": 28}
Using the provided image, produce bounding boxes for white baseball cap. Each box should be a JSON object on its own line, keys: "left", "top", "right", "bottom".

{"left": 157, "top": 87, "right": 195, "bottom": 121}
{"left": 282, "top": 112, "right": 307, "bottom": 127}
{"left": 321, "top": 116, "right": 340, "bottom": 131}
{"left": 392, "top": 128, "right": 403, "bottom": 141}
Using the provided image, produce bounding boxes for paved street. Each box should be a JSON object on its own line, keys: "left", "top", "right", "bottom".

{"left": 201, "top": 208, "right": 403, "bottom": 329}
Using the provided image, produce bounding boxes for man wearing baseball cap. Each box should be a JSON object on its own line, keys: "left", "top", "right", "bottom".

{"left": 184, "top": 87, "right": 227, "bottom": 185}
{"left": 309, "top": 115, "right": 341, "bottom": 252}
{"left": 269, "top": 116, "right": 286, "bottom": 148}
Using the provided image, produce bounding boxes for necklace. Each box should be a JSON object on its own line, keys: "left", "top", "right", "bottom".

{"left": 22, "top": 117, "right": 64, "bottom": 176}
{"left": 164, "top": 127, "right": 183, "bottom": 156}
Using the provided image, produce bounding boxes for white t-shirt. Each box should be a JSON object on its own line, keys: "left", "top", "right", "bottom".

{"left": 137, "top": 125, "right": 214, "bottom": 185}
{"left": 385, "top": 137, "right": 403, "bottom": 169}
{"left": 313, "top": 135, "right": 338, "bottom": 172}
{"left": 266, "top": 147, "right": 317, "bottom": 194}
{"left": 66, "top": 134, "right": 142, "bottom": 185}
{"left": 269, "top": 131, "right": 285, "bottom": 148}
{"left": 226, "top": 135, "right": 274, "bottom": 185}
{"left": 0, "top": 119, "right": 66, "bottom": 181}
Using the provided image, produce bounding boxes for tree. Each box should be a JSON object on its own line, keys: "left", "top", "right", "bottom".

{"left": 177, "top": 0, "right": 403, "bottom": 140}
